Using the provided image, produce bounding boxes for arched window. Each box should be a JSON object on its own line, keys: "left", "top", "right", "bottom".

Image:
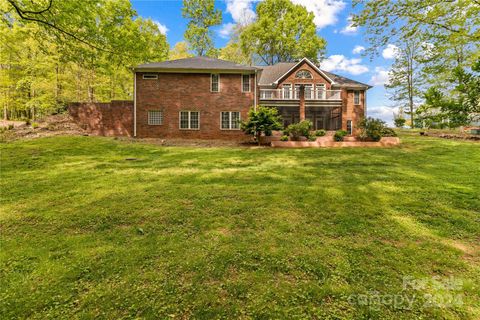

{"left": 295, "top": 70, "right": 313, "bottom": 79}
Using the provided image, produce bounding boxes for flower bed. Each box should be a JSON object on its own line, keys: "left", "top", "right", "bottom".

{"left": 271, "top": 136, "right": 400, "bottom": 148}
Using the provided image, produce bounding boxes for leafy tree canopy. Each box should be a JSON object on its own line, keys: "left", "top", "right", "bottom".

{"left": 240, "top": 0, "right": 326, "bottom": 65}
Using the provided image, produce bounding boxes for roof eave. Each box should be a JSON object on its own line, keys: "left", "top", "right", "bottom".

{"left": 272, "top": 58, "right": 336, "bottom": 85}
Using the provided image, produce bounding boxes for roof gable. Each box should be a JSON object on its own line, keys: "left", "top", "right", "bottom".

{"left": 274, "top": 58, "right": 335, "bottom": 84}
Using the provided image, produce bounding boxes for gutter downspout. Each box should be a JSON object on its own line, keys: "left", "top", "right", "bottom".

{"left": 254, "top": 70, "right": 257, "bottom": 111}
{"left": 133, "top": 71, "right": 137, "bottom": 137}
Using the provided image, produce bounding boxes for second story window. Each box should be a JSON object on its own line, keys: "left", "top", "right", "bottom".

{"left": 211, "top": 74, "right": 220, "bottom": 92}
{"left": 354, "top": 91, "right": 360, "bottom": 104}
{"left": 242, "top": 74, "right": 250, "bottom": 92}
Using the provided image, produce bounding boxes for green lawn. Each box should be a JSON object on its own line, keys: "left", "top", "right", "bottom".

{"left": 1, "top": 135, "right": 479, "bottom": 319}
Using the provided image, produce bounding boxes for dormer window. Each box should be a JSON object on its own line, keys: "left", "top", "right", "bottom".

{"left": 295, "top": 70, "right": 313, "bottom": 79}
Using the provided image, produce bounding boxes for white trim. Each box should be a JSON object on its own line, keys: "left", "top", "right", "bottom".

{"left": 241, "top": 74, "right": 251, "bottom": 92}
{"left": 142, "top": 73, "right": 158, "bottom": 80}
{"left": 179, "top": 110, "right": 200, "bottom": 130}
{"left": 220, "top": 111, "right": 241, "bottom": 130}
{"left": 254, "top": 71, "right": 257, "bottom": 110}
{"left": 273, "top": 57, "right": 335, "bottom": 85}
{"left": 133, "top": 73, "right": 137, "bottom": 137}
{"left": 210, "top": 73, "right": 220, "bottom": 92}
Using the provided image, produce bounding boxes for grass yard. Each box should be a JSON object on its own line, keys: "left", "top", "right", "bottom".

{"left": 1, "top": 134, "right": 479, "bottom": 319}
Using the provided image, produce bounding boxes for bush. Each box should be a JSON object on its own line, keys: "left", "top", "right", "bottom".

{"left": 8, "top": 124, "right": 14, "bottom": 130}
{"left": 334, "top": 130, "right": 348, "bottom": 141}
{"left": 382, "top": 127, "right": 397, "bottom": 137}
{"left": 394, "top": 117, "right": 406, "bottom": 128}
{"left": 285, "top": 120, "right": 312, "bottom": 141}
{"left": 241, "top": 106, "right": 283, "bottom": 145}
{"left": 314, "top": 129, "right": 326, "bottom": 137}
{"left": 308, "top": 135, "right": 317, "bottom": 141}
{"left": 357, "top": 117, "right": 392, "bottom": 141}
{"left": 280, "top": 135, "right": 289, "bottom": 141}
{"left": 31, "top": 122, "right": 39, "bottom": 129}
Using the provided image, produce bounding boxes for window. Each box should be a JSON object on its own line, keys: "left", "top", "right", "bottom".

{"left": 304, "top": 84, "right": 313, "bottom": 99}
{"left": 242, "top": 74, "right": 251, "bottom": 92}
{"left": 354, "top": 91, "right": 360, "bottom": 105}
{"left": 221, "top": 111, "right": 241, "bottom": 130}
{"left": 283, "top": 84, "right": 292, "bottom": 99}
{"left": 143, "top": 73, "right": 158, "bottom": 80}
{"left": 211, "top": 74, "right": 220, "bottom": 92}
{"left": 179, "top": 111, "right": 200, "bottom": 130}
{"left": 347, "top": 120, "right": 353, "bottom": 135}
{"left": 316, "top": 83, "right": 326, "bottom": 99}
{"left": 148, "top": 111, "right": 163, "bottom": 125}
{"left": 295, "top": 70, "right": 313, "bottom": 79}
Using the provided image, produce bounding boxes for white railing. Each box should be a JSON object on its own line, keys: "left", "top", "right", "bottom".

{"left": 260, "top": 89, "right": 342, "bottom": 100}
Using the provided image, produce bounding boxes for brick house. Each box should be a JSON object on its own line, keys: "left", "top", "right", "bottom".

{"left": 133, "top": 56, "right": 371, "bottom": 139}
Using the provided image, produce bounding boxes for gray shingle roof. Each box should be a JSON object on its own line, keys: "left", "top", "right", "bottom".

{"left": 256, "top": 62, "right": 372, "bottom": 89}
{"left": 135, "top": 56, "right": 257, "bottom": 72}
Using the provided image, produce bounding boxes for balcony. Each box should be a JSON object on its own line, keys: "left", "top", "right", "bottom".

{"left": 259, "top": 89, "right": 342, "bottom": 101}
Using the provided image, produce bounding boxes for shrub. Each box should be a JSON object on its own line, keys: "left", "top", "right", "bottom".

{"left": 280, "top": 135, "right": 289, "bottom": 141}
{"left": 241, "top": 106, "right": 283, "bottom": 145}
{"left": 308, "top": 135, "right": 317, "bottom": 141}
{"left": 382, "top": 127, "right": 397, "bottom": 137}
{"left": 31, "top": 122, "right": 39, "bottom": 129}
{"left": 285, "top": 120, "right": 312, "bottom": 141}
{"left": 334, "top": 130, "right": 348, "bottom": 141}
{"left": 357, "top": 117, "right": 391, "bottom": 142}
{"left": 394, "top": 117, "right": 406, "bottom": 128}
{"left": 314, "top": 129, "right": 326, "bottom": 137}
{"left": 8, "top": 124, "right": 14, "bottom": 130}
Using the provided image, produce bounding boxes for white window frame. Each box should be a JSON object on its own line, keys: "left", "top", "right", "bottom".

{"left": 179, "top": 111, "right": 200, "bottom": 130}
{"left": 316, "top": 83, "right": 326, "bottom": 99}
{"left": 147, "top": 110, "right": 163, "bottom": 125}
{"left": 211, "top": 74, "right": 220, "bottom": 92}
{"left": 220, "top": 111, "right": 241, "bottom": 130}
{"left": 242, "top": 74, "right": 251, "bottom": 92}
{"left": 354, "top": 91, "right": 360, "bottom": 105}
{"left": 304, "top": 84, "right": 314, "bottom": 99}
{"left": 347, "top": 119, "right": 353, "bottom": 135}
{"left": 143, "top": 73, "right": 158, "bottom": 80}
{"left": 282, "top": 83, "right": 292, "bottom": 99}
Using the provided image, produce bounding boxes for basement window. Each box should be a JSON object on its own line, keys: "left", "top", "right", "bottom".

{"left": 179, "top": 111, "right": 200, "bottom": 130}
{"left": 148, "top": 111, "right": 163, "bottom": 125}
{"left": 221, "top": 111, "right": 241, "bottom": 130}
{"left": 143, "top": 73, "right": 158, "bottom": 80}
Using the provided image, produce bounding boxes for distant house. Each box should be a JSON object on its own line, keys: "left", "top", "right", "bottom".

{"left": 130, "top": 57, "right": 371, "bottom": 139}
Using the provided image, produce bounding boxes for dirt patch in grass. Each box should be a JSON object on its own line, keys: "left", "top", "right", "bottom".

{"left": 0, "top": 114, "right": 86, "bottom": 142}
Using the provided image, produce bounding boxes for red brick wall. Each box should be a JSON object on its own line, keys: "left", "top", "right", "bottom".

{"left": 341, "top": 89, "right": 366, "bottom": 134}
{"left": 69, "top": 100, "right": 133, "bottom": 136}
{"left": 135, "top": 72, "right": 255, "bottom": 140}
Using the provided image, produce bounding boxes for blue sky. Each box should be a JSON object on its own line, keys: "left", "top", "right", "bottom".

{"left": 132, "top": 0, "right": 398, "bottom": 124}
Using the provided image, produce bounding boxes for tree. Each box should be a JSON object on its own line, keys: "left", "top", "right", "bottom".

{"left": 182, "top": 0, "right": 222, "bottom": 56}
{"left": 419, "top": 60, "right": 480, "bottom": 127}
{"left": 385, "top": 39, "right": 425, "bottom": 128}
{"left": 169, "top": 41, "right": 194, "bottom": 60}
{"left": 241, "top": 106, "right": 283, "bottom": 145}
{"left": 239, "top": 0, "right": 326, "bottom": 65}
{"left": 219, "top": 25, "right": 251, "bottom": 65}
{"left": 394, "top": 117, "right": 406, "bottom": 128}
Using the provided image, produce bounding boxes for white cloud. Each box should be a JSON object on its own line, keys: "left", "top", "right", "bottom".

{"left": 291, "top": 0, "right": 346, "bottom": 29}
{"left": 225, "top": 0, "right": 257, "bottom": 25}
{"left": 382, "top": 44, "right": 399, "bottom": 59}
{"left": 320, "top": 54, "right": 369, "bottom": 75}
{"left": 367, "top": 106, "right": 399, "bottom": 125}
{"left": 154, "top": 21, "right": 168, "bottom": 35}
{"left": 369, "top": 67, "right": 390, "bottom": 86}
{"left": 352, "top": 45, "right": 365, "bottom": 54}
{"left": 219, "top": 23, "right": 236, "bottom": 39}
{"left": 340, "top": 16, "right": 357, "bottom": 35}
